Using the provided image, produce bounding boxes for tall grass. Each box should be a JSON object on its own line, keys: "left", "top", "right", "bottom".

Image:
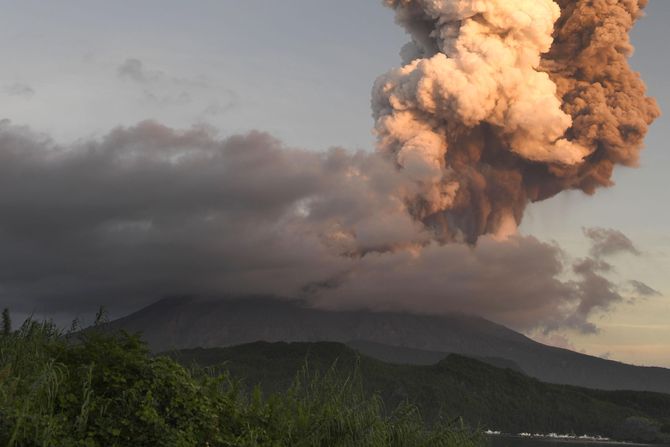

{"left": 0, "top": 316, "right": 483, "bottom": 447}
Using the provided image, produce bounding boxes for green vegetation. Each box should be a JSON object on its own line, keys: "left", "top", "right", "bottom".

{"left": 1, "top": 308, "right": 10, "bottom": 336}
{"left": 0, "top": 315, "right": 482, "bottom": 447}
{"left": 171, "top": 341, "right": 670, "bottom": 444}
{"left": 4, "top": 310, "right": 670, "bottom": 446}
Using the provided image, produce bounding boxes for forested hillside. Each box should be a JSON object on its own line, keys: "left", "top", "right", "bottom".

{"left": 106, "top": 297, "right": 670, "bottom": 394}
{"left": 171, "top": 341, "right": 670, "bottom": 444}
{"left": 0, "top": 319, "right": 482, "bottom": 447}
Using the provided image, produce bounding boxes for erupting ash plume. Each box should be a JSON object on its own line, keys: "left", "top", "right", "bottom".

{"left": 0, "top": 1, "right": 659, "bottom": 333}
{"left": 373, "top": 0, "right": 659, "bottom": 243}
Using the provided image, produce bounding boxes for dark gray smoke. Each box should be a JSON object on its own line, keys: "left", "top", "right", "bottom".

{"left": 0, "top": 120, "right": 652, "bottom": 332}
{"left": 0, "top": 1, "right": 660, "bottom": 334}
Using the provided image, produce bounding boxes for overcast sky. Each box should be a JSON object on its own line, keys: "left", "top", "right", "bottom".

{"left": 0, "top": 0, "right": 668, "bottom": 367}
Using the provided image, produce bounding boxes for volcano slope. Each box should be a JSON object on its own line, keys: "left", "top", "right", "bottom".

{"left": 104, "top": 296, "right": 670, "bottom": 394}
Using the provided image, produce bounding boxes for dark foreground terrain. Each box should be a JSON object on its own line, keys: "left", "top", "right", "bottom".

{"left": 169, "top": 341, "right": 670, "bottom": 444}
{"left": 0, "top": 320, "right": 482, "bottom": 447}
{"left": 2, "top": 314, "right": 670, "bottom": 446}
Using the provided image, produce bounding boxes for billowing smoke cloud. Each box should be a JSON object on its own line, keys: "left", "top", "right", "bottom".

{"left": 373, "top": 0, "right": 659, "bottom": 243}
{"left": 0, "top": 120, "right": 427, "bottom": 316}
{"left": 0, "top": 120, "right": 654, "bottom": 333}
{"left": 0, "top": 1, "right": 659, "bottom": 333}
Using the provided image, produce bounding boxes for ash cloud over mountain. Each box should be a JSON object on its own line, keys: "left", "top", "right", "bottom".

{"left": 0, "top": 0, "right": 659, "bottom": 332}
{"left": 0, "top": 120, "right": 653, "bottom": 332}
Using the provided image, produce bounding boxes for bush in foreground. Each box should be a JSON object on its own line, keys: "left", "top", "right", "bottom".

{"left": 0, "top": 318, "right": 482, "bottom": 447}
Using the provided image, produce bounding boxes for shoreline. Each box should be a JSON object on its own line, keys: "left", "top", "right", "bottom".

{"left": 486, "top": 432, "right": 658, "bottom": 446}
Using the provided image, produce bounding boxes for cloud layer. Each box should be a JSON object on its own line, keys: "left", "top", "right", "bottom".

{"left": 0, "top": 120, "right": 653, "bottom": 332}
{"left": 0, "top": 1, "right": 660, "bottom": 334}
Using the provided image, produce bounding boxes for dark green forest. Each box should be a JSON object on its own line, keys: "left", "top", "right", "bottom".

{"left": 171, "top": 341, "right": 670, "bottom": 444}
{"left": 2, "top": 310, "right": 670, "bottom": 446}
{"left": 0, "top": 315, "right": 481, "bottom": 447}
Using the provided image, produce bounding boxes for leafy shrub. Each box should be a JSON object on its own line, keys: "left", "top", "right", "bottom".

{"left": 0, "top": 317, "right": 482, "bottom": 447}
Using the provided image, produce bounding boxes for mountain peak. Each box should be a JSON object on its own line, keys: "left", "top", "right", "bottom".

{"left": 105, "top": 296, "right": 670, "bottom": 394}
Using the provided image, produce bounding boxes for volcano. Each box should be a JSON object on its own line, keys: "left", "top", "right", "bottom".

{"left": 102, "top": 296, "right": 670, "bottom": 394}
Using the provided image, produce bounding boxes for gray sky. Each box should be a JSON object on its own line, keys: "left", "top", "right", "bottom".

{"left": 0, "top": 0, "right": 668, "bottom": 366}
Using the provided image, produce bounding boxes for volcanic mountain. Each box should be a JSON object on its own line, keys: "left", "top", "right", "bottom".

{"left": 103, "top": 296, "right": 670, "bottom": 394}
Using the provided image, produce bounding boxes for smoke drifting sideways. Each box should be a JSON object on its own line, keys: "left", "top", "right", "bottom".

{"left": 0, "top": 121, "right": 655, "bottom": 333}
{"left": 0, "top": 0, "right": 660, "bottom": 333}
{"left": 374, "top": 0, "right": 659, "bottom": 243}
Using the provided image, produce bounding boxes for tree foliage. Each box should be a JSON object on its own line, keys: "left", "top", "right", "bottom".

{"left": 1, "top": 308, "right": 10, "bottom": 336}
{"left": 0, "top": 319, "right": 482, "bottom": 447}
{"left": 173, "top": 341, "right": 670, "bottom": 444}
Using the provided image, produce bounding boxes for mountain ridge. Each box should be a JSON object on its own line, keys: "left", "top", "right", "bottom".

{"left": 167, "top": 340, "right": 670, "bottom": 443}
{"left": 104, "top": 295, "right": 670, "bottom": 394}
